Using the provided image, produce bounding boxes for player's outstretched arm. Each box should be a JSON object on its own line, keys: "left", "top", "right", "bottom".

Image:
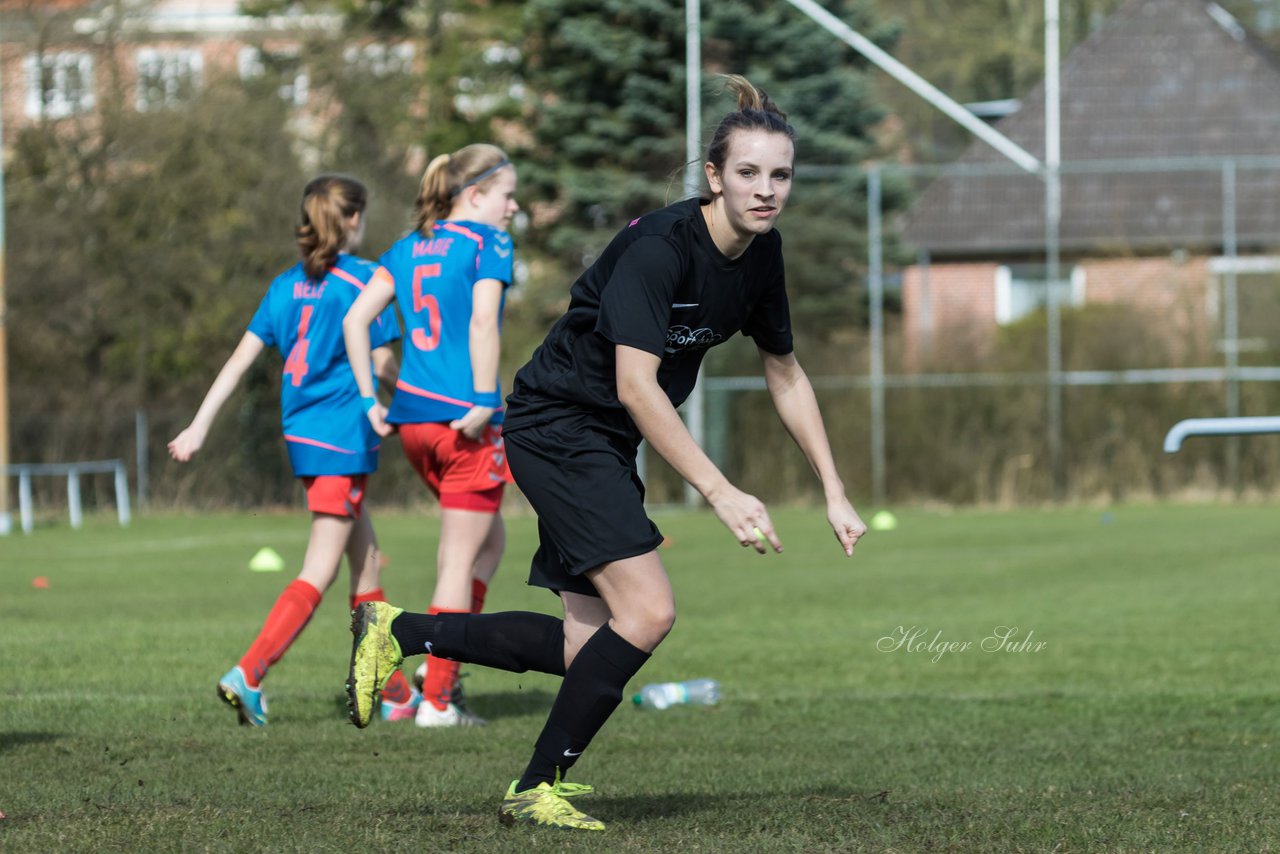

{"left": 616, "top": 344, "right": 779, "bottom": 554}
{"left": 759, "top": 348, "right": 867, "bottom": 556}
{"left": 449, "top": 278, "right": 504, "bottom": 440}
{"left": 344, "top": 269, "right": 397, "bottom": 437}
{"left": 372, "top": 345, "right": 399, "bottom": 390}
{"left": 168, "top": 332, "right": 265, "bottom": 463}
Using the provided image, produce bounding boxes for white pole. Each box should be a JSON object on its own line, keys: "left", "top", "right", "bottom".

{"left": 867, "top": 166, "right": 886, "bottom": 506}
{"left": 115, "top": 459, "right": 132, "bottom": 527}
{"left": 683, "top": 0, "right": 704, "bottom": 507}
{"left": 1221, "top": 159, "right": 1241, "bottom": 489}
{"left": 781, "top": 0, "right": 1042, "bottom": 174}
{"left": 135, "top": 407, "right": 148, "bottom": 509}
{"left": 684, "top": 0, "right": 702, "bottom": 199}
{"left": 68, "top": 471, "right": 82, "bottom": 530}
{"left": 1045, "top": 0, "right": 1061, "bottom": 173}
{"left": 0, "top": 57, "right": 10, "bottom": 536}
{"left": 1045, "top": 0, "right": 1064, "bottom": 497}
{"left": 19, "top": 469, "right": 32, "bottom": 534}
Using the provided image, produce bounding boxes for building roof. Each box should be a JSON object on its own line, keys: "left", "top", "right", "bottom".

{"left": 0, "top": 0, "right": 97, "bottom": 9}
{"left": 901, "top": 0, "right": 1280, "bottom": 257}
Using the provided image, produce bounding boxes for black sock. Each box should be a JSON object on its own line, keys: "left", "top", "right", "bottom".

{"left": 390, "top": 611, "right": 566, "bottom": 676}
{"left": 517, "top": 623, "right": 651, "bottom": 792}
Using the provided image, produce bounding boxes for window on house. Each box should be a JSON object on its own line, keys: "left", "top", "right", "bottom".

{"left": 237, "top": 46, "right": 308, "bottom": 106}
{"left": 343, "top": 43, "right": 414, "bottom": 76}
{"left": 995, "top": 264, "right": 1086, "bottom": 325}
{"left": 455, "top": 42, "right": 524, "bottom": 115}
{"left": 24, "top": 52, "right": 94, "bottom": 119}
{"left": 136, "top": 48, "right": 203, "bottom": 111}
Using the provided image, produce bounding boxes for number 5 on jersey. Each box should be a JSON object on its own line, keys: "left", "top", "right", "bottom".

{"left": 283, "top": 304, "right": 314, "bottom": 387}
{"left": 412, "top": 263, "right": 443, "bottom": 351}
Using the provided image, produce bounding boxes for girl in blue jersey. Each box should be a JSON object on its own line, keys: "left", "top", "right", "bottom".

{"left": 344, "top": 143, "right": 518, "bottom": 728}
{"left": 169, "top": 175, "right": 419, "bottom": 726}
{"left": 345, "top": 78, "right": 867, "bottom": 830}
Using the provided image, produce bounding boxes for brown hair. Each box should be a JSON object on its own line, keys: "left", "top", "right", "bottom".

{"left": 296, "top": 175, "right": 368, "bottom": 280}
{"left": 705, "top": 75, "right": 795, "bottom": 178}
{"left": 413, "top": 143, "right": 511, "bottom": 236}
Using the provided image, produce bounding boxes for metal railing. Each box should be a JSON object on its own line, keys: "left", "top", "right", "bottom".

{"left": 5, "top": 459, "right": 131, "bottom": 534}
{"left": 681, "top": 155, "right": 1280, "bottom": 505}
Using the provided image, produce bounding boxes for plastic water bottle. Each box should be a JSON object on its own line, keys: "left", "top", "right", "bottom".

{"left": 631, "top": 679, "right": 720, "bottom": 710}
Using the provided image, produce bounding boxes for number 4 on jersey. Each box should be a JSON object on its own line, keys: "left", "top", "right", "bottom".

{"left": 283, "top": 304, "right": 314, "bottom": 387}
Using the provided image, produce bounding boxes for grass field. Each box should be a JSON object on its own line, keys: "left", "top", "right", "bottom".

{"left": 2, "top": 502, "right": 1279, "bottom": 852}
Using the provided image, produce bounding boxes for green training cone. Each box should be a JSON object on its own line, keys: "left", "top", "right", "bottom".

{"left": 869, "top": 510, "right": 898, "bottom": 532}
{"left": 249, "top": 547, "right": 285, "bottom": 572}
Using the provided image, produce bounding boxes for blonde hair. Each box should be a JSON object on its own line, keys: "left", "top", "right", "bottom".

{"left": 413, "top": 143, "right": 511, "bottom": 236}
{"left": 296, "top": 175, "right": 367, "bottom": 280}
{"left": 706, "top": 75, "right": 794, "bottom": 175}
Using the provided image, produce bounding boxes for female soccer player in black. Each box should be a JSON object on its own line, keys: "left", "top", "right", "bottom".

{"left": 347, "top": 76, "right": 867, "bottom": 831}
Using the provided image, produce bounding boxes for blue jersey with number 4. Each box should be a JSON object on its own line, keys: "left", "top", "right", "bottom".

{"left": 378, "top": 220, "right": 513, "bottom": 425}
{"left": 247, "top": 254, "right": 401, "bottom": 477}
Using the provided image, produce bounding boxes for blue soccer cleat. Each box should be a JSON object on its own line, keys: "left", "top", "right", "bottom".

{"left": 381, "top": 686, "right": 422, "bottom": 722}
{"left": 217, "top": 665, "right": 268, "bottom": 727}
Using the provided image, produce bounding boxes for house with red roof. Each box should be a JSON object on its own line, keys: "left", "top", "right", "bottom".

{"left": 900, "top": 0, "right": 1280, "bottom": 368}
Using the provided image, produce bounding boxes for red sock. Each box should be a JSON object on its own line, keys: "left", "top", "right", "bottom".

{"left": 351, "top": 587, "right": 386, "bottom": 614}
{"left": 422, "top": 606, "right": 466, "bottom": 709}
{"left": 381, "top": 668, "right": 413, "bottom": 704}
{"left": 470, "top": 579, "right": 488, "bottom": 615}
{"left": 351, "top": 587, "right": 412, "bottom": 704}
{"left": 239, "top": 579, "right": 322, "bottom": 687}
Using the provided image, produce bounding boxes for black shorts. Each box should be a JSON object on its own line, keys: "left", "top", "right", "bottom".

{"left": 505, "top": 414, "right": 664, "bottom": 598}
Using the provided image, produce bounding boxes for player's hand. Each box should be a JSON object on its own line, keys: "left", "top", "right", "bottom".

{"left": 450, "top": 406, "right": 494, "bottom": 441}
{"left": 168, "top": 426, "right": 206, "bottom": 462}
{"left": 365, "top": 402, "right": 393, "bottom": 437}
{"left": 828, "top": 496, "right": 867, "bottom": 557}
{"left": 707, "top": 483, "right": 781, "bottom": 554}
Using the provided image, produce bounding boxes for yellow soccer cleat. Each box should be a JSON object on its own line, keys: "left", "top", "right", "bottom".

{"left": 498, "top": 776, "right": 605, "bottom": 831}
{"left": 346, "top": 601, "right": 405, "bottom": 728}
{"left": 552, "top": 779, "right": 594, "bottom": 798}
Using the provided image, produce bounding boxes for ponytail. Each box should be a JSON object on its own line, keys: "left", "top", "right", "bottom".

{"left": 413, "top": 143, "right": 510, "bottom": 236}
{"left": 296, "top": 175, "right": 368, "bottom": 280}
{"left": 706, "top": 75, "right": 795, "bottom": 176}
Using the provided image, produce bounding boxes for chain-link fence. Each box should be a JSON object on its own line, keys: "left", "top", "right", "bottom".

{"left": 667, "top": 156, "right": 1280, "bottom": 506}
{"left": 5, "top": 405, "right": 449, "bottom": 523}
{"left": 9, "top": 156, "right": 1280, "bottom": 515}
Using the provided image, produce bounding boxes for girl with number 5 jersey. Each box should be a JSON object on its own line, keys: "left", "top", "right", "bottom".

{"left": 169, "top": 175, "right": 419, "bottom": 726}
{"left": 343, "top": 144, "right": 519, "bottom": 728}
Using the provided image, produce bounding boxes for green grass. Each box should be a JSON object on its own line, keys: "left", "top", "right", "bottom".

{"left": 2, "top": 503, "right": 1278, "bottom": 852}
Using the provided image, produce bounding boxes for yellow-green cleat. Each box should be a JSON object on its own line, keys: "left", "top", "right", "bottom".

{"left": 552, "top": 780, "right": 594, "bottom": 798}
{"left": 346, "top": 601, "right": 405, "bottom": 728}
{"left": 498, "top": 776, "right": 605, "bottom": 831}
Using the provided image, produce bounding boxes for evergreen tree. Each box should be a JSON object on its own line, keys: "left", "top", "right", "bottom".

{"left": 517, "top": 0, "right": 903, "bottom": 342}
{"left": 708, "top": 1, "right": 902, "bottom": 347}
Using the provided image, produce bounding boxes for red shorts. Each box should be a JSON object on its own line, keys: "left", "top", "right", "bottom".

{"left": 399, "top": 422, "right": 511, "bottom": 513}
{"left": 301, "top": 474, "right": 368, "bottom": 518}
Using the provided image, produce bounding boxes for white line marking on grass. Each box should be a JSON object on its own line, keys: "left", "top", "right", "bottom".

{"left": 0, "top": 693, "right": 180, "bottom": 703}
{"left": 51, "top": 530, "right": 309, "bottom": 560}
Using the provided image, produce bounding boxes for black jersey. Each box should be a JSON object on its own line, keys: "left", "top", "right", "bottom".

{"left": 505, "top": 197, "right": 793, "bottom": 436}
